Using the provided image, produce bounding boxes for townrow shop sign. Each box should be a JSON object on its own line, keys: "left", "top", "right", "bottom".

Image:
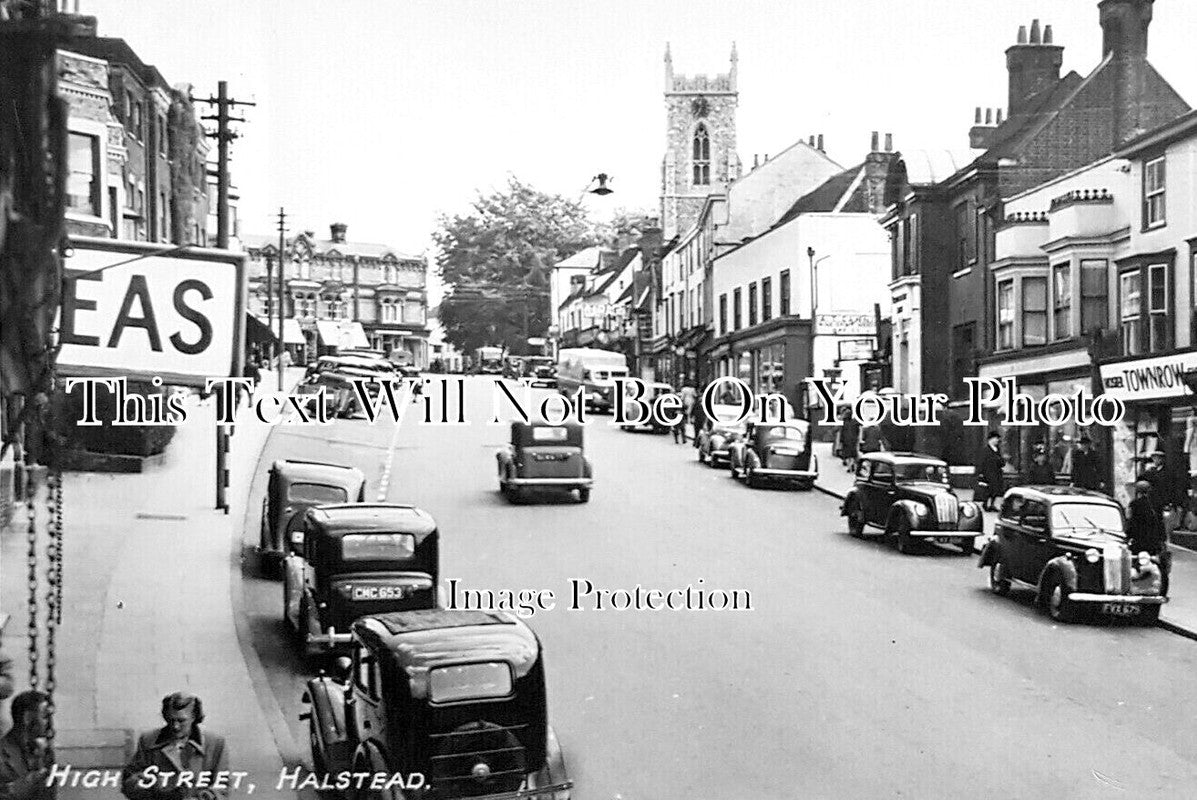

{"left": 56, "top": 238, "right": 246, "bottom": 387}
{"left": 815, "top": 312, "right": 875, "bottom": 336}
{"left": 1098, "top": 351, "right": 1197, "bottom": 402}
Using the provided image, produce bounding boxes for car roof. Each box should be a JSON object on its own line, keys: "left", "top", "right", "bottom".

{"left": 307, "top": 503, "right": 436, "bottom": 534}
{"left": 511, "top": 419, "right": 582, "bottom": 430}
{"left": 354, "top": 610, "right": 540, "bottom": 677}
{"left": 1005, "top": 486, "right": 1121, "bottom": 505}
{"left": 861, "top": 452, "right": 948, "bottom": 466}
{"left": 272, "top": 460, "right": 365, "bottom": 485}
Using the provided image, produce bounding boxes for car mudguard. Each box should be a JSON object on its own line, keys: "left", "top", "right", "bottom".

{"left": 958, "top": 501, "right": 985, "bottom": 533}
{"left": 523, "top": 724, "right": 572, "bottom": 800}
{"left": 977, "top": 538, "right": 999, "bottom": 567}
{"left": 582, "top": 457, "right": 592, "bottom": 479}
{"left": 1038, "top": 555, "right": 1078, "bottom": 601}
{"left": 840, "top": 488, "right": 861, "bottom": 517}
{"left": 304, "top": 677, "right": 355, "bottom": 777}
{"left": 888, "top": 500, "right": 924, "bottom": 531}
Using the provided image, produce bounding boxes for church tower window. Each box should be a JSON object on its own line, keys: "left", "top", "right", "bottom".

{"left": 692, "top": 125, "right": 711, "bottom": 186}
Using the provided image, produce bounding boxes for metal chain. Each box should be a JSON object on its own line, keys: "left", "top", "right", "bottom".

{"left": 44, "top": 468, "right": 61, "bottom": 745}
{"left": 25, "top": 466, "right": 39, "bottom": 691}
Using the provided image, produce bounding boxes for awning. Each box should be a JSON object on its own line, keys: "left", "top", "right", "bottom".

{"left": 282, "top": 319, "right": 305, "bottom": 345}
{"left": 316, "top": 320, "right": 369, "bottom": 350}
{"left": 245, "top": 314, "right": 276, "bottom": 346}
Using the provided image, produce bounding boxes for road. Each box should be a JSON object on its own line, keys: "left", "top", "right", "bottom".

{"left": 238, "top": 376, "right": 1197, "bottom": 800}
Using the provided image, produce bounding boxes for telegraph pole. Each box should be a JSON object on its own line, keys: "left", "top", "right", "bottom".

{"left": 276, "top": 208, "right": 287, "bottom": 391}
{"left": 199, "top": 81, "right": 253, "bottom": 513}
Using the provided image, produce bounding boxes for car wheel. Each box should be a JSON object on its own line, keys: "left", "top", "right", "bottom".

{"left": 698, "top": 447, "right": 707, "bottom": 464}
{"left": 1044, "top": 572, "right": 1076, "bottom": 623}
{"left": 989, "top": 560, "right": 1011, "bottom": 595}
{"left": 895, "top": 518, "right": 915, "bottom": 554}
{"left": 745, "top": 464, "right": 759, "bottom": 488}
{"left": 846, "top": 503, "right": 866, "bottom": 537}
{"left": 729, "top": 460, "right": 739, "bottom": 479}
{"left": 282, "top": 574, "right": 293, "bottom": 631}
{"left": 578, "top": 487, "right": 591, "bottom": 503}
{"left": 957, "top": 537, "right": 976, "bottom": 556}
{"left": 309, "top": 722, "right": 327, "bottom": 778}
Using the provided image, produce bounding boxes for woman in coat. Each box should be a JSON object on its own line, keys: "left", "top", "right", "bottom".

{"left": 975, "top": 432, "right": 1005, "bottom": 511}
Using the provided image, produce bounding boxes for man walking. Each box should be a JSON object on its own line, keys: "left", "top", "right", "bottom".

{"left": 0, "top": 690, "right": 55, "bottom": 800}
{"left": 975, "top": 432, "right": 1005, "bottom": 511}
{"left": 1128, "top": 479, "right": 1171, "bottom": 595}
{"left": 1026, "top": 443, "right": 1056, "bottom": 485}
{"left": 122, "top": 693, "right": 228, "bottom": 800}
{"left": 1070, "top": 435, "right": 1106, "bottom": 493}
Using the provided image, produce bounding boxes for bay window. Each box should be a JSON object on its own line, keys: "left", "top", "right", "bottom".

{"left": 1022, "top": 276, "right": 1047, "bottom": 346}
{"left": 1052, "top": 263, "right": 1071, "bottom": 340}
{"left": 1148, "top": 263, "right": 1169, "bottom": 352}
{"left": 1080, "top": 259, "right": 1108, "bottom": 335}
{"left": 997, "top": 279, "right": 1014, "bottom": 350}
{"left": 67, "top": 132, "right": 101, "bottom": 216}
{"left": 1120, "top": 271, "right": 1141, "bottom": 356}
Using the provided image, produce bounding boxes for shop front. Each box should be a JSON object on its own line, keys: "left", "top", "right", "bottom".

{"left": 706, "top": 317, "right": 813, "bottom": 416}
{"left": 1098, "top": 348, "right": 1197, "bottom": 508}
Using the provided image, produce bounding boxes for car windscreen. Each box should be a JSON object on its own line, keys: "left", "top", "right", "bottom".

{"left": 288, "top": 483, "right": 349, "bottom": 504}
{"left": 1049, "top": 504, "right": 1125, "bottom": 539}
{"left": 429, "top": 662, "right": 513, "bottom": 704}
{"left": 530, "top": 427, "right": 569, "bottom": 442}
{"left": 894, "top": 464, "right": 949, "bottom": 483}
{"left": 593, "top": 369, "right": 626, "bottom": 381}
{"left": 759, "top": 426, "right": 804, "bottom": 441}
{"left": 341, "top": 532, "right": 416, "bottom": 560}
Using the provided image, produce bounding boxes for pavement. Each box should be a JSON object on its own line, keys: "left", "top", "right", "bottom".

{"left": 0, "top": 367, "right": 306, "bottom": 798}
{"left": 811, "top": 440, "right": 1197, "bottom": 640}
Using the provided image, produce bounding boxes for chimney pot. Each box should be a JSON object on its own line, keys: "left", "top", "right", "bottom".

{"left": 1044, "top": 24, "right": 1053, "bottom": 44}
{"left": 1030, "top": 19, "right": 1042, "bottom": 44}
{"left": 997, "top": 109, "right": 1004, "bottom": 124}
{"left": 1017, "top": 24, "right": 1027, "bottom": 44}
{"left": 985, "top": 108, "right": 993, "bottom": 124}
{"left": 884, "top": 133, "right": 893, "bottom": 152}
{"left": 871, "top": 130, "right": 880, "bottom": 150}
{"left": 817, "top": 134, "right": 824, "bottom": 151}
{"left": 753, "top": 154, "right": 760, "bottom": 168}
{"left": 975, "top": 106, "right": 983, "bottom": 123}
{"left": 808, "top": 135, "right": 815, "bottom": 146}
{"left": 330, "top": 222, "right": 348, "bottom": 243}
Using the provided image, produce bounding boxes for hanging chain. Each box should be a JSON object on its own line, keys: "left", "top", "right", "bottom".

{"left": 44, "top": 467, "right": 62, "bottom": 745}
{"left": 25, "top": 466, "right": 39, "bottom": 691}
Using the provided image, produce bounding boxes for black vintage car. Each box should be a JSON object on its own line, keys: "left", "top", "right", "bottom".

{"left": 283, "top": 504, "right": 439, "bottom": 658}
{"left": 618, "top": 381, "right": 675, "bottom": 434}
{"left": 841, "top": 452, "right": 983, "bottom": 554}
{"left": 496, "top": 421, "right": 592, "bottom": 504}
{"left": 303, "top": 609, "right": 572, "bottom": 799}
{"left": 978, "top": 486, "right": 1168, "bottom": 623}
{"left": 695, "top": 404, "right": 749, "bottom": 467}
{"left": 260, "top": 460, "right": 367, "bottom": 575}
{"left": 521, "top": 357, "right": 558, "bottom": 389}
{"left": 727, "top": 420, "right": 817, "bottom": 489}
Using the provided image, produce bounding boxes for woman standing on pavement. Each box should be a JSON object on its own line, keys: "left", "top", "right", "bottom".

{"left": 839, "top": 405, "right": 860, "bottom": 470}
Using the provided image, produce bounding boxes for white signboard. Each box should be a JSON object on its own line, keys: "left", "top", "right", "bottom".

{"left": 1098, "top": 351, "right": 1197, "bottom": 402}
{"left": 56, "top": 238, "right": 246, "bottom": 387}
{"left": 816, "top": 312, "right": 875, "bottom": 336}
{"left": 837, "top": 338, "right": 875, "bottom": 362}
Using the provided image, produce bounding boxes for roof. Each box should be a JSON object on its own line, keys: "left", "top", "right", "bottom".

{"left": 554, "top": 245, "right": 606, "bottom": 270}
{"left": 774, "top": 164, "right": 864, "bottom": 225}
{"left": 977, "top": 69, "right": 1087, "bottom": 163}
{"left": 271, "top": 460, "right": 364, "bottom": 486}
{"left": 860, "top": 452, "right": 948, "bottom": 466}
{"left": 241, "top": 232, "right": 421, "bottom": 262}
{"left": 307, "top": 504, "right": 437, "bottom": 535}
{"left": 355, "top": 610, "right": 540, "bottom": 677}
{"left": 897, "top": 150, "right": 981, "bottom": 187}
{"left": 1117, "top": 108, "right": 1197, "bottom": 158}
{"left": 61, "top": 36, "right": 170, "bottom": 89}
{"left": 1005, "top": 486, "right": 1120, "bottom": 504}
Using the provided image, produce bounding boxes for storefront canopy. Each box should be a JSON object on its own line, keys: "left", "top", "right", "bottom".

{"left": 282, "top": 319, "right": 305, "bottom": 345}
{"left": 316, "top": 320, "right": 369, "bottom": 350}
{"left": 246, "top": 315, "right": 306, "bottom": 346}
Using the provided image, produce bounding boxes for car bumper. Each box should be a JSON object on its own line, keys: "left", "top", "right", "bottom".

{"left": 526, "top": 380, "right": 558, "bottom": 388}
{"left": 709, "top": 449, "right": 730, "bottom": 461}
{"left": 506, "top": 477, "right": 593, "bottom": 488}
{"left": 753, "top": 468, "right": 817, "bottom": 479}
{"left": 1068, "top": 593, "right": 1168, "bottom": 605}
{"left": 909, "top": 529, "right": 980, "bottom": 538}
{"left": 307, "top": 628, "right": 353, "bottom": 648}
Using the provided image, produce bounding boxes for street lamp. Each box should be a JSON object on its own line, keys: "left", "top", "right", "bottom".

{"left": 578, "top": 173, "right": 615, "bottom": 202}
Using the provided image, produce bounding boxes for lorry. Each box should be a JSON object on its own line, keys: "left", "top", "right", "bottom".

{"left": 556, "top": 347, "right": 629, "bottom": 413}
{"left": 472, "top": 346, "right": 505, "bottom": 375}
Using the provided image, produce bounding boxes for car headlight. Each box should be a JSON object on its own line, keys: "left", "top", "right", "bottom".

{"left": 960, "top": 504, "right": 977, "bottom": 518}
{"left": 913, "top": 504, "right": 929, "bottom": 517}
{"left": 1085, "top": 548, "right": 1100, "bottom": 563}
{"left": 1137, "top": 551, "right": 1152, "bottom": 567}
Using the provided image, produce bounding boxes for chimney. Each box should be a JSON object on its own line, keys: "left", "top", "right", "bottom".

{"left": 330, "top": 222, "right": 347, "bottom": 243}
{"left": 871, "top": 130, "right": 880, "bottom": 151}
{"left": 884, "top": 133, "right": 892, "bottom": 152}
{"left": 753, "top": 154, "right": 760, "bottom": 169}
{"left": 864, "top": 132, "right": 897, "bottom": 215}
{"left": 970, "top": 107, "right": 1002, "bottom": 149}
{"left": 1006, "top": 18, "right": 1064, "bottom": 117}
{"left": 1100, "top": 0, "right": 1154, "bottom": 144}
{"left": 817, "top": 134, "right": 824, "bottom": 151}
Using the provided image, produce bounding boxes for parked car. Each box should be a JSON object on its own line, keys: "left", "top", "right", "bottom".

{"left": 303, "top": 609, "right": 572, "bottom": 800}
{"left": 522, "top": 356, "right": 558, "bottom": 389}
{"left": 283, "top": 503, "right": 439, "bottom": 658}
{"left": 841, "top": 452, "right": 983, "bottom": 554}
{"left": 619, "top": 381, "right": 675, "bottom": 433}
{"left": 728, "top": 419, "right": 817, "bottom": 489}
{"left": 978, "top": 486, "right": 1168, "bottom": 623}
{"left": 695, "top": 405, "right": 749, "bottom": 467}
{"left": 497, "top": 421, "right": 592, "bottom": 503}
{"left": 295, "top": 367, "right": 386, "bottom": 419}
{"left": 259, "top": 460, "right": 366, "bottom": 575}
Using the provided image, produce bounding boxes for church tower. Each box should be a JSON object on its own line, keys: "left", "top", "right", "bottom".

{"left": 660, "top": 43, "right": 741, "bottom": 240}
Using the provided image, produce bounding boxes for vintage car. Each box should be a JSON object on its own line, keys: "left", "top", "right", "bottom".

{"left": 497, "top": 421, "right": 592, "bottom": 504}
{"left": 260, "top": 460, "right": 366, "bottom": 574}
{"left": 521, "top": 357, "right": 558, "bottom": 389}
{"left": 695, "top": 404, "right": 751, "bottom": 467}
{"left": 978, "top": 486, "right": 1168, "bottom": 623}
{"left": 303, "top": 609, "right": 572, "bottom": 799}
{"left": 728, "top": 419, "right": 817, "bottom": 489}
{"left": 618, "top": 381, "right": 675, "bottom": 433}
{"left": 284, "top": 504, "right": 439, "bottom": 659}
{"left": 841, "top": 453, "right": 983, "bottom": 554}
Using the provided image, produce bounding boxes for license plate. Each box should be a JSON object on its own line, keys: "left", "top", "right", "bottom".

{"left": 352, "top": 586, "right": 405, "bottom": 601}
{"left": 1101, "top": 603, "right": 1141, "bottom": 617}
{"left": 934, "top": 537, "right": 955, "bottom": 544}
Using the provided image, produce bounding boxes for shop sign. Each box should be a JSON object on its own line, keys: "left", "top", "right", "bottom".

{"left": 1098, "top": 351, "right": 1197, "bottom": 402}
{"left": 816, "top": 312, "right": 875, "bottom": 336}
{"left": 56, "top": 238, "right": 245, "bottom": 387}
{"left": 837, "top": 338, "right": 875, "bottom": 362}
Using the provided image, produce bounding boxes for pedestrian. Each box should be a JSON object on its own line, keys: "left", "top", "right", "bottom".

{"left": 1070, "top": 435, "right": 1105, "bottom": 493}
{"left": 677, "top": 379, "right": 698, "bottom": 444}
{"left": 1026, "top": 444, "right": 1056, "bottom": 485}
{"left": 122, "top": 692, "right": 229, "bottom": 800}
{"left": 859, "top": 423, "right": 884, "bottom": 455}
{"left": 0, "top": 690, "right": 55, "bottom": 800}
{"left": 1127, "top": 479, "right": 1171, "bottom": 594}
{"left": 690, "top": 393, "right": 708, "bottom": 449}
{"left": 1140, "top": 452, "right": 1175, "bottom": 510}
{"left": 840, "top": 406, "right": 860, "bottom": 471}
{"left": 240, "top": 358, "right": 262, "bottom": 408}
{"left": 0, "top": 640, "right": 13, "bottom": 701}
{"left": 975, "top": 431, "right": 1005, "bottom": 511}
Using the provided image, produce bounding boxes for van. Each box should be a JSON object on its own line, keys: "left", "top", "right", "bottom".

{"left": 556, "top": 347, "right": 629, "bottom": 413}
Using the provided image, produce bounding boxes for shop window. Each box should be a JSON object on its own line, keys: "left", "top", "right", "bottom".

{"left": 1148, "top": 263, "right": 1169, "bottom": 353}
{"left": 780, "top": 271, "right": 791, "bottom": 315}
{"left": 67, "top": 132, "right": 101, "bottom": 216}
{"left": 719, "top": 294, "right": 727, "bottom": 335}
{"left": 1120, "top": 270, "right": 1141, "bottom": 356}
{"left": 1143, "top": 156, "right": 1165, "bottom": 229}
{"left": 1022, "top": 276, "right": 1047, "bottom": 346}
{"left": 748, "top": 283, "right": 758, "bottom": 327}
{"left": 733, "top": 288, "right": 742, "bottom": 331}
{"left": 762, "top": 277, "right": 772, "bottom": 322}
{"left": 1080, "top": 259, "right": 1108, "bottom": 335}
{"left": 996, "top": 279, "right": 1014, "bottom": 350}
{"left": 1052, "top": 263, "right": 1071, "bottom": 340}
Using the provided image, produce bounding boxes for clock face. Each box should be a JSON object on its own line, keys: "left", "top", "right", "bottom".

{"left": 691, "top": 97, "right": 710, "bottom": 118}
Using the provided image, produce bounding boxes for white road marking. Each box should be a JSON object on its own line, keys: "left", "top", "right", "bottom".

{"left": 376, "top": 382, "right": 415, "bottom": 502}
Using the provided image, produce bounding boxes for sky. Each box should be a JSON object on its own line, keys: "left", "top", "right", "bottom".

{"left": 82, "top": 0, "right": 1197, "bottom": 302}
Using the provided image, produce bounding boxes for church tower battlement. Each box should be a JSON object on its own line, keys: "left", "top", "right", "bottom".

{"left": 660, "top": 44, "right": 741, "bottom": 240}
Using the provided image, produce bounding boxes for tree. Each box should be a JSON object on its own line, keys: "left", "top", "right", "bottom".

{"left": 594, "top": 207, "right": 658, "bottom": 250}
{"left": 433, "top": 176, "right": 598, "bottom": 355}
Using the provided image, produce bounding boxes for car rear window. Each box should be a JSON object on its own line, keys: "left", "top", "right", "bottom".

{"left": 531, "top": 427, "right": 569, "bottom": 442}
{"left": 288, "top": 483, "right": 349, "bottom": 504}
{"left": 894, "top": 464, "right": 948, "bottom": 483}
{"left": 429, "top": 662, "right": 513, "bottom": 703}
{"left": 342, "top": 533, "right": 416, "bottom": 560}
{"left": 760, "top": 426, "right": 803, "bottom": 441}
{"left": 1050, "top": 504, "right": 1125, "bottom": 539}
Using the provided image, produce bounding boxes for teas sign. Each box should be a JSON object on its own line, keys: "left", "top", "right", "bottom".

{"left": 56, "top": 239, "right": 245, "bottom": 387}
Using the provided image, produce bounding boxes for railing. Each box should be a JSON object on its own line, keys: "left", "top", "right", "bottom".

{"left": 1050, "top": 188, "right": 1113, "bottom": 211}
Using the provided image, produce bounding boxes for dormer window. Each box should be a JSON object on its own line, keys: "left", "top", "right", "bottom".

{"left": 692, "top": 124, "right": 710, "bottom": 186}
